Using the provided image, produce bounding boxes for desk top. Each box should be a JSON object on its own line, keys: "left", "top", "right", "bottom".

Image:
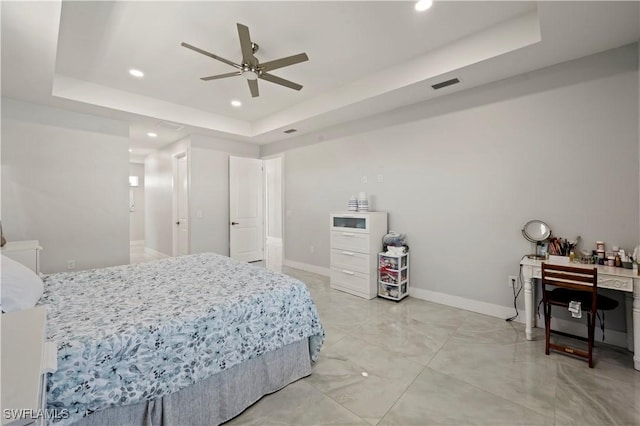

{"left": 521, "top": 256, "right": 639, "bottom": 280}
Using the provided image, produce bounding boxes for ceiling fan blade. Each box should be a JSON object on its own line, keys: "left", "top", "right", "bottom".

{"left": 200, "top": 71, "right": 242, "bottom": 81}
{"left": 260, "top": 53, "right": 309, "bottom": 72}
{"left": 247, "top": 79, "right": 259, "bottom": 98}
{"left": 181, "top": 42, "right": 241, "bottom": 69}
{"left": 259, "top": 73, "right": 303, "bottom": 91}
{"left": 237, "top": 23, "right": 257, "bottom": 66}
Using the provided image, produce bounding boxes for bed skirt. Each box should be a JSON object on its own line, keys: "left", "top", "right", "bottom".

{"left": 71, "top": 339, "right": 312, "bottom": 426}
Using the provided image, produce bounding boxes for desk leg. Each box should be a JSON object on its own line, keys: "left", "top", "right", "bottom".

{"left": 625, "top": 292, "right": 634, "bottom": 352}
{"left": 633, "top": 280, "right": 640, "bottom": 371}
{"left": 522, "top": 266, "right": 534, "bottom": 341}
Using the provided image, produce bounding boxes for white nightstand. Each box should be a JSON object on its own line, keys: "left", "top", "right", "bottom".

{"left": 1, "top": 241, "right": 42, "bottom": 275}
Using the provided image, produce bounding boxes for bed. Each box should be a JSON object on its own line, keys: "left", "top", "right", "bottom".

{"left": 36, "top": 252, "right": 324, "bottom": 425}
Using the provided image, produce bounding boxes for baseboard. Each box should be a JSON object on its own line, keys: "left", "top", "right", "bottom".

{"left": 283, "top": 259, "right": 330, "bottom": 277}
{"left": 130, "top": 240, "right": 145, "bottom": 247}
{"left": 546, "top": 317, "right": 628, "bottom": 349}
{"left": 409, "top": 287, "right": 524, "bottom": 323}
{"left": 144, "top": 247, "right": 170, "bottom": 259}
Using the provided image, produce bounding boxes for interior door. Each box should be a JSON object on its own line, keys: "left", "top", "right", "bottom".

{"left": 229, "top": 156, "right": 263, "bottom": 262}
{"left": 176, "top": 154, "right": 189, "bottom": 256}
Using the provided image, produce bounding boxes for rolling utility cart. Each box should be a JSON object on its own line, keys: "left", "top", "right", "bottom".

{"left": 378, "top": 252, "right": 409, "bottom": 301}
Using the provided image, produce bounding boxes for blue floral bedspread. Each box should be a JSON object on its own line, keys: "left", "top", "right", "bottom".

{"left": 38, "top": 253, "right": 324, "bottom": 425}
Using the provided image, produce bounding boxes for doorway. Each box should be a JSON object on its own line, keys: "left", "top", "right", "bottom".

{"left": 173, "top": 152, "right": 189, "bottom": 256}
{"left": 264, "top": 156, "right": 283, "bottom": 272}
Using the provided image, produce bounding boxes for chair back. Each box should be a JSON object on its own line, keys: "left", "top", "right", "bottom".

{"left": 541, "top": 263, "right": 597, "bottom": 313}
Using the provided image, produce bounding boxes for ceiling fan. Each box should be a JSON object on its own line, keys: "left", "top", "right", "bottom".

{"left": 181, "top": 23, "right": 309, "bottom": 98}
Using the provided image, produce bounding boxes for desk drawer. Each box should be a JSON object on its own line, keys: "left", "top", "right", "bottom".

{"left": 331, "top": 231, "right": 370, "bottom": 253}
{"left": 598, "top": 275, "right": 633, "bottom": 291}
{"left": 330, "top": 249, "right": 370, "bottom": 274}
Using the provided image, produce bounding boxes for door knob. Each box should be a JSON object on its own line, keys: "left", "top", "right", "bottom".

{"left": 176, "top": 221, "right": 180, "bottom": 225}
{"left": 231, "top": 221, "right": 239, "bottom": 225}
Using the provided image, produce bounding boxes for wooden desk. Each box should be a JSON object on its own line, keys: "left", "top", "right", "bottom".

{"left": 520, "top": 256, "right": 639, "bottom": 371}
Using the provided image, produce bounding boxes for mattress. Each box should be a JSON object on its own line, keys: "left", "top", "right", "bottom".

{"left": 38, "top": 253, "right": 324, "bottom": 425}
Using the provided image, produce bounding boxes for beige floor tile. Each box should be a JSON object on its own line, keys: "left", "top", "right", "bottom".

{"left": 225, "top": 380, "right": 368, "bottom": 425}
{"left": 305, "top": 337, "right": 424, "bottom": 424}
{"left": 380, "top": 368, "right": 554, "bottom": 425}
{"left": 428, "top": 339, "right": 559, "bottom": 416}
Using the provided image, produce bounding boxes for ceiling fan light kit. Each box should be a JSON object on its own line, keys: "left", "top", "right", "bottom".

{"left": 182, "top": 23, "right": 309, "bottom": 98}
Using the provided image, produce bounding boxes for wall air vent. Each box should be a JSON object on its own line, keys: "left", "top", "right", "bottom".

{"left": 431, "top": 78, "right": 461, "bottom": 90}
{"left": 283, "top": 128, "right": 298, "bottom": 134}
{"left": 158, "top": 121, "right": 185, "bottom": 131}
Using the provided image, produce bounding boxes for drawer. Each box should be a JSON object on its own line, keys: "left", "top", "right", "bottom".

{"left": 330, "top": 268, "right": 370, "bottom": 294}
{"left": 598, "top": 275, "right": 633, "bottom": 291}
{"left": 330, "top": 249, "right": 370, "bottom": 274}
{"left": 331, "top": 213, "right": 369, "bottom": 234}
{"left": 331, "top": 231, "right": 370, "bottom": 253}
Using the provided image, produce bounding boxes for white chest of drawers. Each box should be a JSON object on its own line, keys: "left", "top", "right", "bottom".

{"left": 330, "top": 212, "right": 387, "bottom": 299}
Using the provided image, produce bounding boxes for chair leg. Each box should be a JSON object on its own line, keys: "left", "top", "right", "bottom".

{"left": 587, "top": 312, "right": 595, "bottom": 368}
{"left": 544, "top": 303, "right": 551, "bottom": 355}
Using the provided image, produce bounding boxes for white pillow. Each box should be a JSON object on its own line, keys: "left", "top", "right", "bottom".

{"left": 1, "top": 254, "right": 44, "bottom": 313}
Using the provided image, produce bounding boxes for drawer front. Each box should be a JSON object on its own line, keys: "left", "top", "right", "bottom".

{"left": 331, "top": 231, "right": 370, "bottom": 253}
{"left": 330, "top": 213, "right": 369, "bottom": 233}
{"left": 598, "top": 275, "right": 633, "bottom": 292}
{"left": 330, "top": 268, "right": 370, "bottom": 294}
{"left": 330, "top": 249, "right": 370, "bottom": 274}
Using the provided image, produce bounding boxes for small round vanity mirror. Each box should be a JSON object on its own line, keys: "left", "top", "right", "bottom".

{"left": 522, "top": 220, "right": 551, "bottom": 243}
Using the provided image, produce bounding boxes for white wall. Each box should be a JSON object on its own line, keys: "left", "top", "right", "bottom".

{"left": 144, "top": 134, "right": 259, "bottom": 257}
{"left": 277, "top": 45, "right": 638, "bottom": 332}
{"left": 129, "top": 163, "right": 145, "bottom": 242}
{"left": 1, "top": 98, "right": 130, "bottom": 273}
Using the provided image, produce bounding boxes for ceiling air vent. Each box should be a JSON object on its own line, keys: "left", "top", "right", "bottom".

{"left": 431, "top": 78, "right": 460, "bottom": 90}
{"left": 283, "top": 128, "right": 298, "bottom": 134}
{"left": 158, "top": 121, "right": 185, "bottom": 131}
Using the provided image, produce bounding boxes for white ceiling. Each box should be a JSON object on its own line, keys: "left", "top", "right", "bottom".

{"left": 2, "top": 1, "right": 639, "bottom": 162}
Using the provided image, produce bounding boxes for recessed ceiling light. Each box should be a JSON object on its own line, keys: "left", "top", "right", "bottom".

{"left": 415, "top": 0, "right": 433, "bottom": 12}
{"left": 147, "top": 132, "right": 157, "bottom": 138}
{"left": 231, "top": 100, "right": 242, "bottom": 107}
{"left": 129, "top": 69, "right": 144, "bottom": 78}
{"left": 128, "top": 148, "right": 133, "bottom": 153}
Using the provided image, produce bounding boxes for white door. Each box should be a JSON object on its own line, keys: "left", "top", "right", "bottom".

{"left": 175, "top": 154, "right": 189, "bottom": 256}
{"left": 229, "top": 156, "right": 263, "bottom": 262}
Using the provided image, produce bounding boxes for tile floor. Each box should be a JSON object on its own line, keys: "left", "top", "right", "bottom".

{"left": 227, "top": 266, "right": 640, "bottom": 426}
